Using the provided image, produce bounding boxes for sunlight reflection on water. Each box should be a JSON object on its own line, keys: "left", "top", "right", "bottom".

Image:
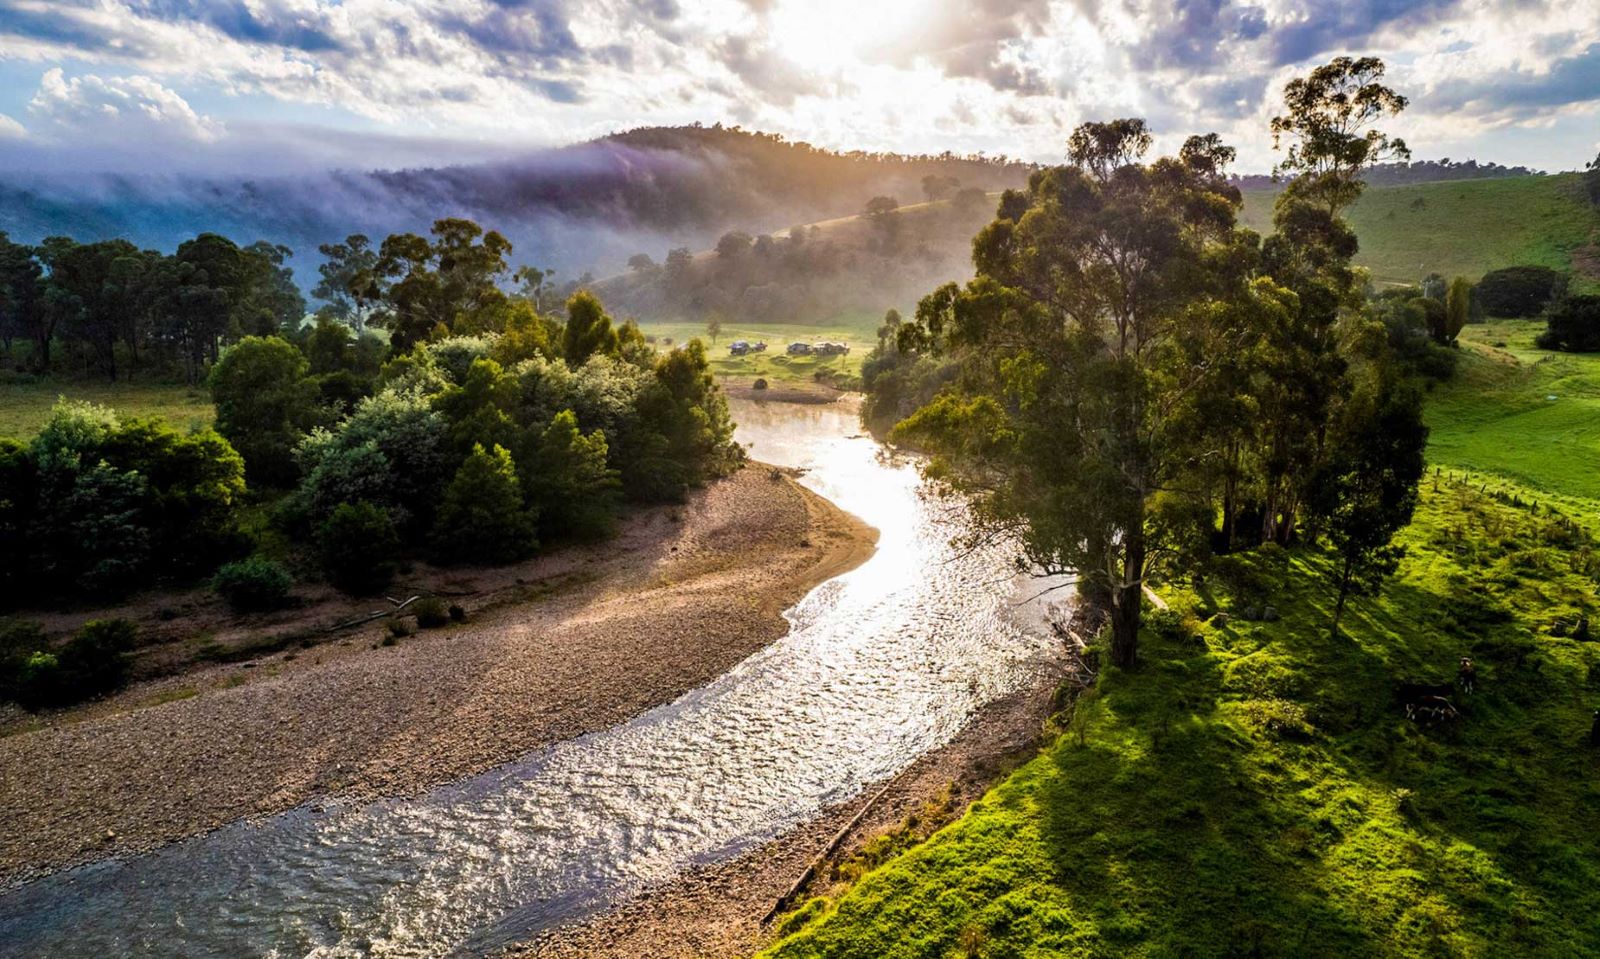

{"left": 0, "top": 396, "right": 1062, "bottom": 959}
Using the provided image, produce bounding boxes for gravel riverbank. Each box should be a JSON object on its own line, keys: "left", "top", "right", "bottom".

{"left": 0, "top": 464, "right": 875, "bottom": 885}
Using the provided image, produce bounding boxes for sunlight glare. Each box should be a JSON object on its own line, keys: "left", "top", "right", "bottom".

{"left": 767, "top": 0, "right": 923, "bottom": 72}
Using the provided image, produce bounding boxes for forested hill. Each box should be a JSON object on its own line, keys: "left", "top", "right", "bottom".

{"left": 0, "top": 125, "right": 1031, "bottom": 282}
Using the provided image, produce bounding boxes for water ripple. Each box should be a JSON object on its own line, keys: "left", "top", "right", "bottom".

{"left": 0, "top": 398, "right": 1061, "bottom": 958}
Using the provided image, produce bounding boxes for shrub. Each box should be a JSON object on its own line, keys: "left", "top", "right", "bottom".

{"left": 384, "top": 617, "right": 413, "bottom": 640}
{"left": 0, "top": 619, "right": 48, "bottom": 703}
{"left": 432, "top": 444, "right": 538, "bottom": 564}
{"left": 753, "top": 377, "right": 769, "bottom": 390}
{"left": 212, "top": 557, "right": 293, "bottom": 612}
{"left": 412, "top": 596, "right": 449, "bottom": 628}
{"left": 448, "top": 603, "right": 466, "bottom": 622}
{"left": 1535, "top": 295, "right": 1600, "bottom": 352}
{"left": 1476, "top": 265, "right": 1567, "bottom": 317}
{"left": 317, "top": 501, "right": 401, "bottom": 595}
{"left": 209, "top": 336, "right": 319, "bottom": 486}
{"left": 11, "top": 618, "right": 139, "bottom": 709}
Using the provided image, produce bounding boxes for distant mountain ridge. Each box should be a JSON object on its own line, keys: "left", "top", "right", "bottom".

{"left": 0, "top": 125, "right": 1032, "bottom": 284}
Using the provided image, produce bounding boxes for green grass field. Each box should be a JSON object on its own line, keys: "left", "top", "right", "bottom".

{"left": 764, "top": 474, "right": 1600, "bottom": 957}
{"left": 1425, "top": 320, "right": 1600, "bottom": 512}
{"left": 0, "top": 376, "right": 213, "bottom": 439}
{"left": 638, "top": 314, "right": 881, "bottom": 385}
{"left": 1242, "top": 173, "right": 1600, "bottom": 287}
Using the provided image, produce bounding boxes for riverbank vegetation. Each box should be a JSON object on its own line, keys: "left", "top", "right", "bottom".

{"left": 770, "top": 56, "right": 1600, "bottom": 956}
{"left": 867, "top": 58, "right": 1431, "bottom": 667}
{"left": 763, "top": 471, "right": 1600, "bottom": 957}
{"left": 0, "top": 224, "right": 742, "bottom": 709}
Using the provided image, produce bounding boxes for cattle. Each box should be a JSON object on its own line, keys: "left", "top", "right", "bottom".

{"left": 1396, "top": 681, "right": 1455, "bottom": 721}
{"left": 1457, "top": 657, "right": 1476, "bottom": 694}
{"left": 1591, "top": 710, "right": 1600, "bottom": 747}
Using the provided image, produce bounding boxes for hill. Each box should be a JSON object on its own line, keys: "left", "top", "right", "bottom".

{"left": 594, "top": 192, "right": 1001, "bottom": 328}
{"left": 0, "top": 125, "right": 1031, "bottom": 283}
{"left": 1241, "top": 173, "right": 1600, "bottom": 287}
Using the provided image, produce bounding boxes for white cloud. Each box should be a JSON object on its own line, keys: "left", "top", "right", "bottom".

{"left": 0, "top": 0, "right": 1596, "bottom": 171}
{"left": 0, "top": 113, "right": 26, "bottom": 139}
{"left": 27, "top": 67, "right": 225, "bottom": 143}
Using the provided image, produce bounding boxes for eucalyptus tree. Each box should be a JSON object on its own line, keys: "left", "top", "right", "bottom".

{"left": 891, "top": 121, "right": 1259, "bottom": 668}
{"left": 1256, "top": 57, "right": 1411, "bottom": 543}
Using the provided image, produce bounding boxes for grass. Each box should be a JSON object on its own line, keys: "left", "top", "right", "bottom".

{"left": 1426, "top": 320, "right": 1600, "bottom": 510}
{"left": 763, "top": 474, "right": 1600, "bottom": 957}
{"left": 1241, "top": 174, "right": 1600, "bottom": 288}
{"left": 637, "top": 314, "right": 881, "bottom": 385}
{"left": 0, "top": 374, "right": 213, "bottom": 439}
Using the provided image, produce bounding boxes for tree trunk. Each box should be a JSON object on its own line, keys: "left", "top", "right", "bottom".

{"left": 1108, "top": 533, "right": 1145, "bottom": 668}
{"left": 1109, "top": 579, "right": 1142, "bottom": 668}
{"left": 1330, "top": 557, "right": 1353, "bottom": 638}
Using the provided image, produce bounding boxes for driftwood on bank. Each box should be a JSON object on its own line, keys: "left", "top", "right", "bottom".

{"left": 763, "top": 779, "right": 898, "bottom": 925}
{"left": 324, "top": 595, "right": 420, "bottom": 633}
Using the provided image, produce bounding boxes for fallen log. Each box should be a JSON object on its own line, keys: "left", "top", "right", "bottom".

{"left": 763, "top": 779, "right": 897, "bottom": 925}
{"left": 325, "top": 595, "right": 420, "bottom": 633}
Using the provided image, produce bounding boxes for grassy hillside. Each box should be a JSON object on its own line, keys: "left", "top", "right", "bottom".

{"left": 762, "top": 318, "right": 1600, "bottom": 957}
{"left": 763, "top": 474, "right": 1600, "bottom": 957}
{"left": 1426, "top": 320, "right": 1600, "bottom": 509}
{"left": 1241, "top": 173, "right": 1600, "bottom": 287}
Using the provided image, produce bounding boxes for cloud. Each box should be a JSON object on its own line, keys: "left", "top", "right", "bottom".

{"left": 1269, "top": 0, "right": 1465, "bottom": 65}
{"left": 1423, "top": 41, "right": 1600, "bottom": 114}
{"left": 27, "top": 67, "right": 225, "bottom": 143}
{"left": 0, "top": 114, "right": 26, "bottom": 139}
{"left": 128, "top": 0, "right": 346, "bottom": 53}
{"left": 0, "top": 0, "right": 1595, "bottom": 173}
{"left": 866, "top": 0, "right": 1052, "bottom": 94}
{"left": 714, "top": 34, "right": 824, "bottom": 106}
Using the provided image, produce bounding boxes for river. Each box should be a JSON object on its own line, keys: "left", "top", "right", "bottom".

{"left": 0, "top": 397, "right": 1061, "bottom": 958}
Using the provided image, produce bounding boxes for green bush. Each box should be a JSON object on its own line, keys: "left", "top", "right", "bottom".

{"left": 211, "top": 557, "right": 293, "bottom": 612}
{"left": 1535, "top": 295, "right": 1600, "bottom": 352}
{"left": 7, "top": 618, "right": 137, "bottom": 710}
{"left": 0, "top": 619, "right": 48, "bottom": 703}
{"left": 14, "top": 651, "right": 64, "bottom": 710}
{"left": 1476, "top": 265, "right": 1567, "bottom": 318}
{"left": 317, "top": 501, "right": 401, "bottom": 595}
{"left": 60, "top": 619, "right": 137, "bottom": 699}
{"left": 432, "top": 444, "right": 538, "bottom": 564}
{"left": 384, "top": 617, "right": 413, "bottom": 640}
{"left": 412, "top": 596, "right": 449, "bottom": 628}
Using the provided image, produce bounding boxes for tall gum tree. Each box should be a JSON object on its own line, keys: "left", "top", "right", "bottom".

{"left": 893, "top": 121, "right": 1260, "bottom": 668}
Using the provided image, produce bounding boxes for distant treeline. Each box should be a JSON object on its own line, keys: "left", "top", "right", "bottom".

{"left": 0, "top": 125, "right": 1034, "bottom": 288}
{"left": 595, "top": 186, "right": 999, "bottom": 324}
{"left": 0, "top": 231, "right": 304, "bottom": 382}
{"left": 1230, "top": 158, "right": 1543, "bottom": 190}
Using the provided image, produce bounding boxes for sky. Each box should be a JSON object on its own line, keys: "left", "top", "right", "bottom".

{"left": 0, "top": 0, "right": 1597, "bottom": 177}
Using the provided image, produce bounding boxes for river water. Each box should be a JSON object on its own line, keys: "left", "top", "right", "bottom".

{"left": 0, "top": 397, "right": 1061, "bottom": 958}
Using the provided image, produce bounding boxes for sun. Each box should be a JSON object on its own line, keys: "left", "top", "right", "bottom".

{"left": 766, "top": 0, "right": 925, "bottom": 72}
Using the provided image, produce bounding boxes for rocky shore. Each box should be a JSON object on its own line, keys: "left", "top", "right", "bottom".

{"left": 0, "top": 464, "right": 875, "bottom": 884}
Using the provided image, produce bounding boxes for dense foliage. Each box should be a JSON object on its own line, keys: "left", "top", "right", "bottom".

{"left": 1, "top": 617, "right": 136, "bottom": 710}
{"left": 1475, "top": 265, "right": 1568, "bottom": 317}
{"left": 210, "top": 557, "right": 294, "bottom": 612}
{"left": 1535, "top": 294, "right": 1600, "bottom": 352}
{"left": 869, "top": 59, "right": 1428, "bottom": 667}
{"left": 0, "top": 402, "right": 246, "bottom": 602}
{"left": 0, "top": 231, "right": 304, "bottom": 382}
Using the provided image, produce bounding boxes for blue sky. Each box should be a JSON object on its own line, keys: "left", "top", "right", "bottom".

{"left": 0, "top": 0, "right": 1596, "bottom": 175}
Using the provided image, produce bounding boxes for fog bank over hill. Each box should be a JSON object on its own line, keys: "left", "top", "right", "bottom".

{"left": 0, "top": 125, "right": 1032, "bottom": 288}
